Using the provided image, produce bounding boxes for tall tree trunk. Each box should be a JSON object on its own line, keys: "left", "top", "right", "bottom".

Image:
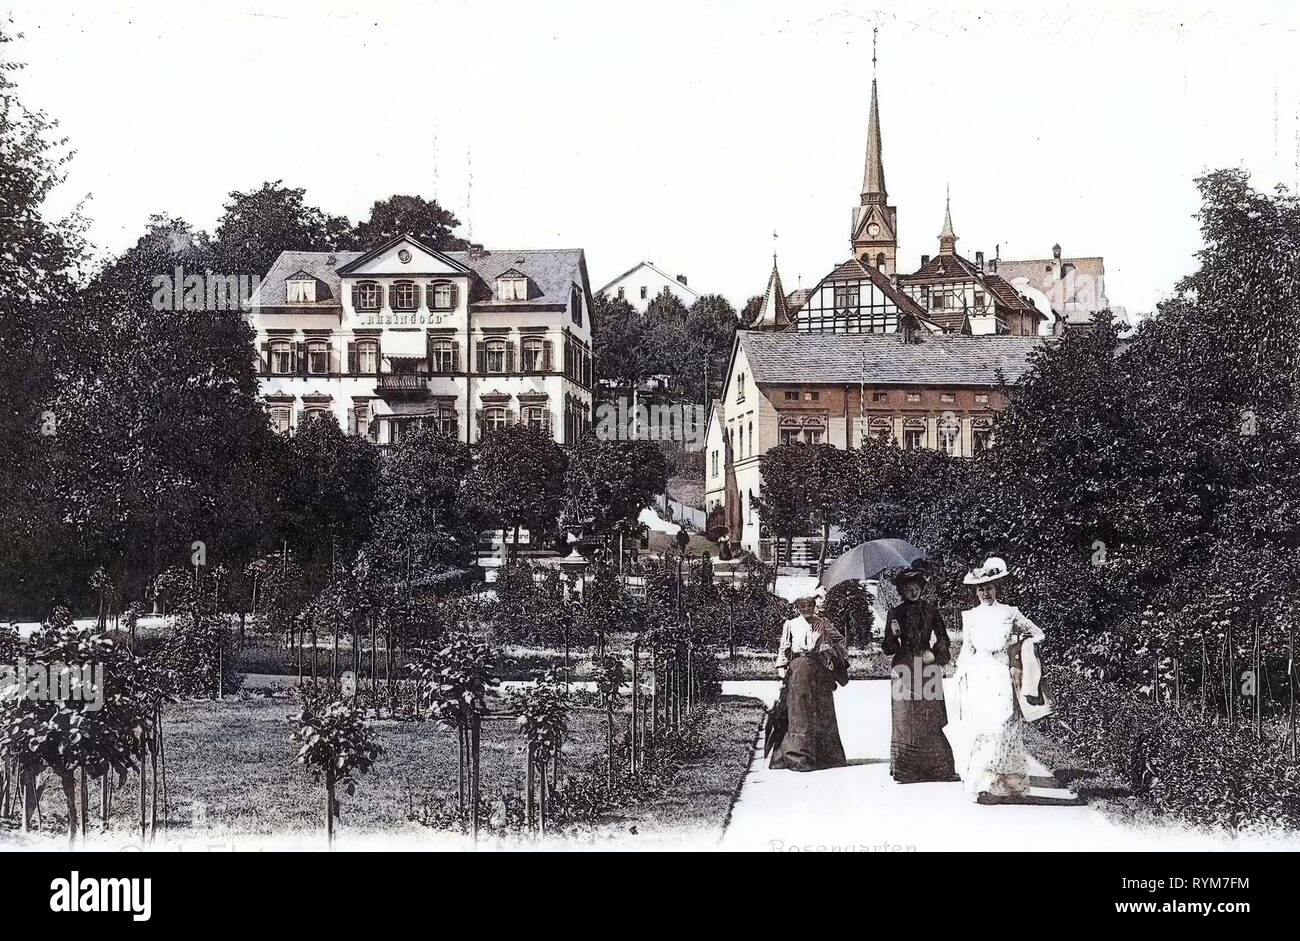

{"left": 470, "top": 714, "right": 481, "bottom": 845}
{"left": 79, "top": 767, "right": 88, "bottom": 843}
{"left": 526, "top": 742, "right": 536, "bottom": 833}
{"left": 61, "top": 772, "right": 78, "bottom": 847}
{"left": 139, "top": 743, "right": 147, "bottom": 841}
{"left": 325, "top": 765, "right": 335, "bottom": 849}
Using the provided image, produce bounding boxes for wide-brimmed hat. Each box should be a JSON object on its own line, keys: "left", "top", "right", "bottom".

{"left": 891, "top": 567, "right": 928, "bottom": 589}
{"left": 963, "top": 556, "right": 1009, "bottom": 585}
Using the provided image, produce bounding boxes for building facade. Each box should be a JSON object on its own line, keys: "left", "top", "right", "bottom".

{"left": 993, "top": 243, "right": 1110, "bottom": 329}
{"left": 597, "top": 260, "right": 700, "bottom": 312}
{"left": 704, "top": 61, "right": 1055, "bottom": 554}
{"left": 248, "top": 234, "right": 594, "bottom": 447}
{"left": 704, "top": 329, "right": 1040, "bottom": 550}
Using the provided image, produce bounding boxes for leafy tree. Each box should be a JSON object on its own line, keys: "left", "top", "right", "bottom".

{"left": 0, "top": 25, "right": 89, "bottom": 613}
{"left": 283, "top": 413, "right": 380, "bottom": 582}
{"left": 290, "top": 699, "right": 383, "bottom": 848}
{"left": 564, "top": 435, "right": 668, "bottom": 539}
{"left": 754, "top": 443, "right": 859, "bottom": 576}
{"left": 683, "top": 294, "right": 738, "bottom": 402}
{"left": 0, "top": 610, "right": 156, "bottom": 843}
{"left": 740, "top": 294, "right": 763, "bottom": 326}
{"left": 211, "top": 180, "right": 350, "bottom": 278}
{"left": 350, "top": 194, "right": 476, "bottom": 251}
{"left": 592, "top": 292, "right": 654, "bottom": 389}
{"left": 467, "top": 425, "right": 568, "bottom": 561}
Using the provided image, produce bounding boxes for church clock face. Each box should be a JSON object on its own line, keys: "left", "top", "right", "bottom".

{"left": 866, "top": 222, "right": 881, "bottom": 237}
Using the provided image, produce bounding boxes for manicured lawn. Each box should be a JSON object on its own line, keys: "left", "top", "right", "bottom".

{"left": 1, "top": 690, "right": 764, "bottom": 848}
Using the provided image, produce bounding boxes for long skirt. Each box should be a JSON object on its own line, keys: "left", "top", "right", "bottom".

{"left": 944, "top": 660, "right": 1030, "bottom": 800}
{"left": 889, "top": 657, "right": 956, "bottom": 783}
{"left": 769, "top": 655, "right": 846, "bottom": 772}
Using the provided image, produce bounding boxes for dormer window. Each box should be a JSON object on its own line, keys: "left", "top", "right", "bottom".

{"left": 287, "top": 276, "right": 316, "bottom": 304}
{"left": 353, "top": 280, "right": 381, "bottom": 312}
{"left": 496, "top": 271, "right": 528, "bottom": 301}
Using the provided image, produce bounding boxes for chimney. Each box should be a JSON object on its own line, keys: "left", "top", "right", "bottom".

{"left": 975, "top": 251, "right": 984, "bottom": 270}
{"left": 921, "top": 254, "right": 930, "bottom": 267}
{"left": 1052, "top": 243, "right": 1062, "bottom": 260}
{"left": 676, "top": 274, "right": 688, "bottom": 286}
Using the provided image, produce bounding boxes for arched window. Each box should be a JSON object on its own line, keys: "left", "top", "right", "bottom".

{"left": 483, "top": 338, "right": 507, "bottom": 373}
{"left": 269, "top": 340, "right": 293, "bottom": 375}
{"left": 353, "top": 280, "right": 381, "bottom": 312}
{"left": 392, "top": 280, "right": 418, "bottom": 311}
{"left": 269, "top": 406, "right": 292, "bottom": 434}
{"left": 354, "top": 339, "right": 379, "bottom": 374}
{"left": 429, "top": 281, "right": 457, "bottom": 310}
{"left": 521, "top": 336, "right": 550, "bottom": 373}
{"left": 483, "top": 405, "right": 510, "bottom": 434}
{"left": 571, "top": 286, "right": 583, "bottom": 326}
{"left": 307, "top": 339, "right": 330, "bottom": 375}
{"left": 429, "top": 339, "right": 456, "bottom": 374}
{"left": 523, "top": 405, "right": 550, "bottom": 433}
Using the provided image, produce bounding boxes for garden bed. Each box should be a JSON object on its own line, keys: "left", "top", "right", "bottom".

{"left": 0, "top": 692, "right": 764, "bottom": 846}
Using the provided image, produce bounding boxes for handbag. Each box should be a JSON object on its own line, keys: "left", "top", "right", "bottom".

{"left": 764, "top": 686, "right": 789, "bottom": 757}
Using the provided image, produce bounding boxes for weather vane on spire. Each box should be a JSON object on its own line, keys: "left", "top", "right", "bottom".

{"left": 872, "top": 25, "right": 878, "bottom": 77}
{"left": 773, "top": 228, "right": 778, "bottom": 266}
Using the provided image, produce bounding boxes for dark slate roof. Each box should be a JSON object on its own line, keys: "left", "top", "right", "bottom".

{"left": 982, "top": 273, "right": 1042, "bottom": 316}
{"left": 250, "top": 246, "right": 588, "bottom": 310}
{"left": 785, "top": 288, "right": 812, "bottom": 313}
{"left": 927, "top": 309, "right": 970, "bottom": 332}
{"left": 448, "top": 248, "right": 588, "bottom": 307}
{"left": 249, "top": 250, "right": 360, "bottom": 308}
{"left": 738, "top": 331, "right": 1045, "bottom": 386}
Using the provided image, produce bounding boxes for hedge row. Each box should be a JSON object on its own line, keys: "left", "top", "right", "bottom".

{"left": 1043, "top": 668, "right": 1300, "bottom": 833}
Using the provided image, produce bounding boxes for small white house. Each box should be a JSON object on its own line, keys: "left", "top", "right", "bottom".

{"left": 597, "top": 261, "right": 700, "bottom": 312}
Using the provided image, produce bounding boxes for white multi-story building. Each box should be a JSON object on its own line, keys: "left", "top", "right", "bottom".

{"left": 248, "top": 234, "right": 594, "bottom": 447}
{"left": 597, "top": 260, "right": 700, "bottom": 312}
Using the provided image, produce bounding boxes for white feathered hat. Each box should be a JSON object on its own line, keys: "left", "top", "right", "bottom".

{"left": 963, "top": 556, "right": 1010, "bottom": 585}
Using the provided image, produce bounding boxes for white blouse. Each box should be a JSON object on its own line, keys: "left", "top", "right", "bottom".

{"left": 775, "top": 615, "right": 845, "bottom": 669}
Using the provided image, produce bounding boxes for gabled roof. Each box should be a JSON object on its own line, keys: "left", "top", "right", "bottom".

{"left": 817, "top": 257, "right": 932, "bottom": 321}
{"left": 250, "top": 246, "right": 589, "bottom": 311}
{"left": 596, "top": 260, "right": 700, "bottom": 299}
{"left": 901, "top": 253, "right": 1044, "bottom": 319}
{"left": 737, "top": 330, "right": 1045, "bottom": 386}
{"left": 334, "top": 233, "right": 472, "bottom": 276}
{"left": 249, "top": 251, "right": 360, "bottom": 308}
{"left": 449, "top": 248, "right": 589, "bottom": 308}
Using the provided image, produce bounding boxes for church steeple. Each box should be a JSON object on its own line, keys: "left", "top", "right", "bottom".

{"left": 861, "top": 76, "right": 886, "bottom": 201}
{"left": 751, "top": 255, "right": 790, "bottom": 330}
{"left": 939, "top": 187, "right": 958, "bottom": 256}
{"left": 851, "top": 27, "right": 898, "bottom": 274}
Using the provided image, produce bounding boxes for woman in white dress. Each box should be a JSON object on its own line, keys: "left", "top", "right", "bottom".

{"left": 944, "top": 557, "right": 1045, "bottom": 802}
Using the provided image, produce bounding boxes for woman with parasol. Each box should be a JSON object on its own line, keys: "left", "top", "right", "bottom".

{"left": 882, "top": 567, "right": 957, "bottom": 783}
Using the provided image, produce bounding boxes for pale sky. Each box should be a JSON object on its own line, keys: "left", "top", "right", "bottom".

{"left": 9, "top": 0, "right": 1300, "bottom": 314}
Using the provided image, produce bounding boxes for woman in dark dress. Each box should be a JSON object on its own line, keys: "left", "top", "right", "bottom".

{"left": 882, "top": 569, "right": 956, "bottom": 783}
{"left": 770, "top": 596, "right": 848, "bottom": 772}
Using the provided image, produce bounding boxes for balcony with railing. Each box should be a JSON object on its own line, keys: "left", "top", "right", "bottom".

{"left": 375, "top": 372, "right": 430, "bottom": 398}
